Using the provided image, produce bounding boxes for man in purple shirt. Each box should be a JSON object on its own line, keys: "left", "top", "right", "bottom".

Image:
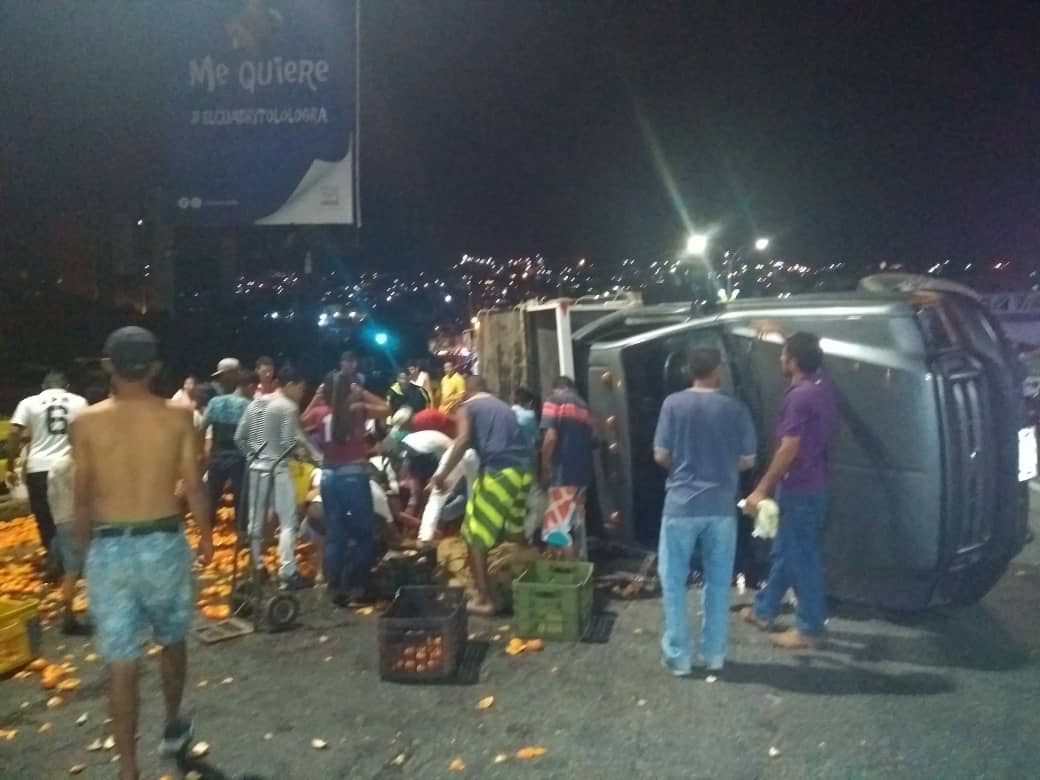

{"left": 742, "top": 332, "right": 838, "bottom": 649}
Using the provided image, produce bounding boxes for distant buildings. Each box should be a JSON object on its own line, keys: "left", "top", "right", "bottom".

{"left": 4, "top": 228, "right": 1035, "bottom": 329}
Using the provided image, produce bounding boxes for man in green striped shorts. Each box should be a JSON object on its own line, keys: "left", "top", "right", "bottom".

{"left": 432, "top": 376, "right": 532, "bottom": 615}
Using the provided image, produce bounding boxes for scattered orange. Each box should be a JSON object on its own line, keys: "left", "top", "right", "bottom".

{"left": 40, "top": 664, "right": 66, "bottom": 689}
{"left": 202, "top": 604, "right": 230, "bottom": 620}
{"left": 505, "top": 638, "right": 527, "bottom": 656}
{"left": 516, "top": 746, "right": 547, "bottom": 760}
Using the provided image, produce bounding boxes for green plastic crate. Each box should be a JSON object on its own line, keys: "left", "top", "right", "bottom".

{"left": 512, "top": 560, "right": 594, "bottom": 641}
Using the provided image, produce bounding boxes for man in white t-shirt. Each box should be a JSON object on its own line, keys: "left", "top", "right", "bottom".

{"left": 391, "top": 428, "right": 478, "bottom": 545}
{"left": 2, "top": 372, "right": 87, "bottom": 568}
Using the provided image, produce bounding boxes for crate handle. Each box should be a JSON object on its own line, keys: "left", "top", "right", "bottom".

{"left": 533, "top": 589, "right": 561, "bottom": 600}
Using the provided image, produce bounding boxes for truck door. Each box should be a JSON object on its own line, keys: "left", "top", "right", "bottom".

{"left": 623, "top": 328, "right": 735, "bottom": 547}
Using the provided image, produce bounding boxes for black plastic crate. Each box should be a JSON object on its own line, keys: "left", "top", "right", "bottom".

{"left": 370, "top": 548, "right": 436, "bottom": 602}
{"left": 378, "top": 587, "right": 467, "bottom": 682}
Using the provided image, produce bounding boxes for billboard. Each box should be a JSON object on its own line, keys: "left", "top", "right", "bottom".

{"left": 165, "top": 1, "right": 355, "bottom": 225}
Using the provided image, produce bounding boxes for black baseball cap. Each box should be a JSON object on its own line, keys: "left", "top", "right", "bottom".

{"left": 103, "top": 326, "right": 158, "bottom": 380}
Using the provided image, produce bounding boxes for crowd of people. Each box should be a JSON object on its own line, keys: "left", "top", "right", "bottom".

{"left": 1, "top": 327, "right": 602, "bottom": 779}
{"left": 2, "top": 322, "right": 837, "bottom": 780}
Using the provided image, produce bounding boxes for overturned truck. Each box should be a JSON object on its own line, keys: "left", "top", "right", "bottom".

{"left": 476, "top": 281, "right": 1034, "bottom": 610}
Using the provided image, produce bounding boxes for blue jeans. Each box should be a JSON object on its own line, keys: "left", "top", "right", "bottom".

{"left": 754, "top": 490, "right": 827, "bottom": 636}
{"left": 658, "top": 513, "right": 737, "bottom": 671}
{"left": 320, "top": 465, "right": 376, "bottom": 593}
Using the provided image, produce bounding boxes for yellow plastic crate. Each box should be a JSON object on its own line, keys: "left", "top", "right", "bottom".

{"left": 0, "top": 596, "right": 41, "bottom": 675}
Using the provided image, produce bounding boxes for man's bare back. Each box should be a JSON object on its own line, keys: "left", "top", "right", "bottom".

{"left": 72, "top": 397, "right": 196, "bottom": 524}
{"left": 79, "top": 326, "right": 212, "bottom": 780}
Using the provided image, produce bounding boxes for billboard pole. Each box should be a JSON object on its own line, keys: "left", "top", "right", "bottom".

{"left": 354, "top": 0, "right": 362, "bottom": 233}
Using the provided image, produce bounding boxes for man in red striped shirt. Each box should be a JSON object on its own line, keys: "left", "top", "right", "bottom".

{"left": 539, "top": 376, "right": 597, "bottom": 560}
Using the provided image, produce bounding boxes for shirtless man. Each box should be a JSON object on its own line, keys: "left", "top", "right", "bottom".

{"left": 71, "top": 327, "right": 212, "bottom": 780}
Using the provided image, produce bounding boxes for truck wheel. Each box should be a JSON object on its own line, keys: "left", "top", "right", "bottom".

{"left": 933, "top": 555, "right": 1011, "bottom": 607}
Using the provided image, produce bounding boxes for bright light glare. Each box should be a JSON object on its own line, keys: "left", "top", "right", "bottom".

{"left": 754, "top": 237, "right": 770, "bottom": 251}
{"left": 686, "top": 233, "right": 708, "bottom": 256}
{"left": 374, "top": 332, "right": 389, "bottom": 346}
{"left": 444, "top": 294, "right": 453, "bottom": 303}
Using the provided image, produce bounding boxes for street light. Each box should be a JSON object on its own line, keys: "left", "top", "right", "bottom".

{"left": 754, "top": 237, "right": 770, "bottom": 252}
{"left": 685, "top": 233, "right": 709, "bottom": 256}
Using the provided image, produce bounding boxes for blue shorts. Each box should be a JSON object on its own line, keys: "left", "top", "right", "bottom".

{"left": 85, "top": 529, "right": 194, "bottom": 662}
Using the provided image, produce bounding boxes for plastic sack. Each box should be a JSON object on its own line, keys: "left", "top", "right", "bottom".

{"left": 739, "top": 498, "right": 779, "bottom": 540}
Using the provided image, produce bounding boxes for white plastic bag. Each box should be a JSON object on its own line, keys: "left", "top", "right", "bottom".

{"left": 739, "top": 498, "right": 780, "bottom": 539}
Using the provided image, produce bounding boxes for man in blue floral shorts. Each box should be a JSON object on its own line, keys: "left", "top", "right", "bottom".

{"left": 71, "top": 327, "right": 212, "bottom": 780}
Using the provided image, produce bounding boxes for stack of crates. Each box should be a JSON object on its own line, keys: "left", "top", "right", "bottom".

{"left": 0, "top": 596, "right": 42, "bottom": 675}
{"left": 513, "top": 560, "right": 594, "bottom": 641}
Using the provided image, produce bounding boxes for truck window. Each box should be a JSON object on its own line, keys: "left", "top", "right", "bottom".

{"left": 661, "top": 331, "right": 733, "bottom": 395}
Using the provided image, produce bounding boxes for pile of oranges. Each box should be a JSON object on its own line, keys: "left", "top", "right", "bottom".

{"left": 387, "top": 632, "right": 447, "bottom": 676}
{"left": 0, "top": 515, "right": 43, "bottom": 551}
{"left": 0, "top": 498, "right": 318, "bottom": 626}
{"left": 0, "top": 517, "right": 70, "bottom": 624}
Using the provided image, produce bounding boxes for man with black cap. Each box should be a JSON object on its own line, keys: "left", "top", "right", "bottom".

{"left": 71, "top": 326, "right": 212, "bottom": 780}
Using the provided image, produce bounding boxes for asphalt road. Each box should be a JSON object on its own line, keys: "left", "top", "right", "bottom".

{"left": 3, "top": 493, "right": 1039, "bottom": 780}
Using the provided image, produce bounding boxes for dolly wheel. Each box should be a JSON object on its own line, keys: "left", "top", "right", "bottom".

{"left": 263, "top": 593, "right": 300, "bottom": 632}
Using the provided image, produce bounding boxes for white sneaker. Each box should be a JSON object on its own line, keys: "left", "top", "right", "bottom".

{"left": 661, "top": 658, "right": 693, "bottom": 678}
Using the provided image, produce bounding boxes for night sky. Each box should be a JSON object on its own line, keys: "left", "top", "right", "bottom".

{"left": 3, "top": 1, "right": 1039, "bottom": 271}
